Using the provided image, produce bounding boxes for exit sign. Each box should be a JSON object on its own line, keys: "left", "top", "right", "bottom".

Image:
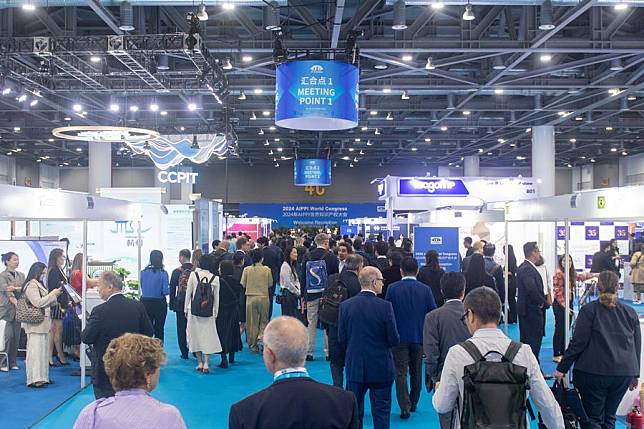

{"left": 597, "top": 196, "right": 606, "bottom": 209}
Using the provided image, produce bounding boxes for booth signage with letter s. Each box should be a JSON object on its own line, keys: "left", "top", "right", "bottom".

{"left": 413, "top": 227, "right": 460, "bottom": 272}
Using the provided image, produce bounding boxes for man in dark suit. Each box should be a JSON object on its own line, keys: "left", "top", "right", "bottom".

{"left": 257, "top": 236, "right": 282, "bottom": 319}
{"left": 339, "top": 266, "right": 400, "bottom": 429}
{"left": 423, "top": 272, "right": 471, "bottom": 429}
{"left": 516, "top": 241, "right": 547, "bottom": 363}
{"left": 235, "top": 236, "right": 252, "bottom": 268}
{"left": 385, "top": 257, "right": 436, "bottom": 419}
{"left": 374, "top": 241, "right": 391, "bottom": 272}
{"left": 81, "top": 271, "right": 153, "bottom": 399}
{"left": 229, "top": 316, "right": 358, "bottom": 429}
{"left": 168, "top": 249, "right": 193, "bottom": 360}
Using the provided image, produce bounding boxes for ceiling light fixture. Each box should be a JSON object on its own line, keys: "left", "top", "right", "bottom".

{"left": 401, "top": 91, "right": 410, "bottom": 100}
{"left": 431, "top": 1, "right": 445, "bottom": 10}
{"left": 366, "top": 140, "right": 373, "bottom": 146}
{"left": 463, "top": 110, "right": 471, "bottom": 116}
{"left": 540, "top": 53, "right": 552, "bottom": 62}
{"left": 119, "top": 1, "right": 135, "bottom": 31}
{"left": 149, "top": 103, "right": 159, "bottom": 112}
{"left": 361, "top": 126, "right": 368, "bottom": 131}
{"left": 462, "top": 3, "right": 475, "bottom": 21}
{"left": 250, "top": 112, "right": 257, "bottom": 120}
{"left": 402, "top": 54, "right": 413, "bottom": 62}
{"left": 22, "top": 3, "right": 36, "bottom": 11}
{"left": 383, "top": 88, "right": 392, "bottom": 93}
{"left": 494, "top": 88, "right": 504, "bottom": 95}
{"left": 370, "top": 110, "right": 378, "bottom": 116}
{"left": 109, "top": 103, "right": 120, "bottom": 112}
{"left": 238, "top": 90, "right": 246, "bottom": 100}
{"left": 160, "top": 111, "right": 168, "bottom": 116}
{"left": 72, "top": 103, "right": 82, "bottom": 112}
{"left": 610, "top": 58, "right": 624, "bottom": 71}
{"left": 386, "top": 112, "right": 393, "bottom": 121}
{"left": 197, "top": 3, "right": 209, "bottom": 21}
{"left": 222, "top": 58, "right": 233, "bottom": 70}
{"left": 29, "top": 99, "right": 38, "bottom": 107}
{"left": 242, "top": 55, "right": 253, "bottom": 62}
{"left": 392, "top": 0, "right": 408, "bottom": 30}
{"left": 258, "top": 129, "right": 265, "bottom": 135}
{"left": 440, "top": 125, "right": 448, "bottom": 131}
{"left": 222, "top": 3, "right": 235, "bottom": 11}
{"left": 425, "top": 57, "right": 436, "bottom": 70}
{"left": 425, "top": 138, "right": 431, "bottom": 142}
{"left": 374, "top": 128, "right": 381, "bottom": 135}
{"left": 411, "top": 147, "right": 418, "bottom": 151}
{"left": 129, "top": 105, "right": 139, "bottom": 112}
{"left": 254, "top": 88, "right": 263, "bottom": 94}
{"left": 615, "top": 2, "right": 629, "bottom": 11}
{"left": 492, "top": 56, "right": 506, "bottom": 70}
{"left": 262, "top": 111, "right": 270, "bottom": 116}
{"left": 187, "top": 103, "right": 197, "bottom": 111}
{"left": 90, "top": 56, "right": 101, "bottom": 63}
{"left": 538, "top": 0, "right": 555, "bottom": 30}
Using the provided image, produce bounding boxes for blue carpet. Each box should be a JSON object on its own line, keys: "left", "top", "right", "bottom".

{"left": 3, "top": 302, "right": 634, "bottom": 428}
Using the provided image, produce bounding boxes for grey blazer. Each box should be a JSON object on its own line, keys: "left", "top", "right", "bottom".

{"left": 0, "top": 269, "right": 26, "bottom": 321}
{"left": 423, "top": 299, "right": 471, "bottom": 383}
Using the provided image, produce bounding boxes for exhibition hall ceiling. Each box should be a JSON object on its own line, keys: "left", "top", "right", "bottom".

{"left": 0, "top": 0, "right": 643, "bottom": 168}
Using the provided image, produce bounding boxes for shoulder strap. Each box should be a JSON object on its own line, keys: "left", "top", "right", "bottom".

{"left": 503, "top": 341, "right": 522, "bottom": 363}
{"left": 194, "top": 272, "right": 201, "bottom": 283}
{"left": 459, "top": 340, "right": 484, "bottom": 362}
{"left": 207, "top": 274, "right": 215, "bottom": 285}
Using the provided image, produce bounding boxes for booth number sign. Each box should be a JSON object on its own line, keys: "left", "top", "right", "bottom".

{"left": 597, "top": 196, "right": 606, "bottom": 209}
{"left": 304, "top": 185, "right": 326, "bottom": 196}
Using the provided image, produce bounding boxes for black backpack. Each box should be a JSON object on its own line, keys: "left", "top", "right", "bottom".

{"left": 174, "top": 267, "right": 193, "bottom": 311}
{"left": 191, "top": 272, "right": 215, "bottom": 317}
{"left": 318, "top": 274, "right": 348, "bottom": 326}
{"left": 460, "top": 340, "right": 530, "bottom": 429}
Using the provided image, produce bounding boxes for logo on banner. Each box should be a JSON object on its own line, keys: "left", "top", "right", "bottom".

{"left": 615, "top": 226, "right": 628, "bottom": 239}
{"left": 399, "top": 178, "right": 469, "bottom": 196}
{"left": 431, "top": 237, "right": 443, "bottom": 245}
{"left": 157, "top": 171, "right": 198, "bottom": 184}
{"left": 585, "top": 226, "right": 599, "bottom": 240}
{"left": 310, "top": 64, "right": 324, "bottom": 73}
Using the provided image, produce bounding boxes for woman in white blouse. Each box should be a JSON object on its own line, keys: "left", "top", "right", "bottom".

{"left": 184, "top": 253, "right": 222, "bottom": 374}
{"left": 21, "top": 262, "right": 63, "bottom": 387}
{"left": 279, "top": 246, "right": 300, "bottom": 318}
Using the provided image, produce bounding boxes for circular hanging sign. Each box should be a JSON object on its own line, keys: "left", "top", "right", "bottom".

{"left": 275, "top": 60, "right": 359, "bottom": 131}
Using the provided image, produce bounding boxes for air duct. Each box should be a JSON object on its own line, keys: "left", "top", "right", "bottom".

{"left": 263, "top": 1, "right": 281, "bottom": 31}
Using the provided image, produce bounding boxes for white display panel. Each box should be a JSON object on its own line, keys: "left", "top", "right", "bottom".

{"left": 0, "top": 240, "right": 66, "bottom": 272}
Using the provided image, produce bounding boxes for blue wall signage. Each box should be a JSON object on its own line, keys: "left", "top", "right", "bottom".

{"left": 239, "top": 203, "right": 382, "bottom": 228}
{"left": 585, "top": 226, "right": 599, "bottom": 240}
{"left": 340, "top": 225, "right": 359, "bottom": 236}
{"left": 413, "top": 227, "right": 460, "bottom": 272}
{"left": 294, "top": 159, "right": 332, "bottom": 186}
{"left": 275, "top": 60, "right": 359, "bottom": 131}
{"left": 399, "top": 178, "right": 470, "bottom": 196}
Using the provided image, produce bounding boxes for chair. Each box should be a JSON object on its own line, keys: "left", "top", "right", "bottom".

{"left": 0, "top": 320, "right": 8, "bottom": 371}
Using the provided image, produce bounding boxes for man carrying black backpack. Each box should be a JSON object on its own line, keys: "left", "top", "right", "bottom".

{"left": 432, "top": 286, "right": 564, "bottom": 429}
{"left": 169, "top": 249, "right": 193, "bottom": 360}
{"left": 320, "top": 254, "right": 363, "bottom": 388}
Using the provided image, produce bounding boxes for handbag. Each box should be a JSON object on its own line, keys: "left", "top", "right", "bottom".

{"left": 551, "top": 379, "right": 589, "bottom": 427}
{"left": 15, "top": 284, "right": 45, "bottom": 324}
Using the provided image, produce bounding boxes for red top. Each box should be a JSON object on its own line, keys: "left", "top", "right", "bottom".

{"left": 70, "top": 270, "right": 84, "bottom": 295}
{"left": 552, "top": 269, "right": 594, "bottom": 306}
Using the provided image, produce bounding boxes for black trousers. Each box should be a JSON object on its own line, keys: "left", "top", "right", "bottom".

{"left": 326, "top": 324, "right": 346, "bottom": 388}
{"left": 392, "top": 343, "right": 423, "bottom": 413}
{"left": 346, "top": 380, "right": 392, "bottom": 429}
{"left": 268, "top": 284, "right": 276, "bottom": 319}
{"left": 552, "top": 300, "right": 567, "bottom": 357}
{"left": 175, "top": 309, "right": 188, "bottom": 358}
{"left": 518, "top": 315, "right": 543, "bottom": 363}
{"left": 507, "top": 277, "right": 517, "bottom": 323}
{"left": 573, "top": 370, "right": 632, "bottom": 429}
{"left": 141, "top": 297, "right": 167, "bottom": 343}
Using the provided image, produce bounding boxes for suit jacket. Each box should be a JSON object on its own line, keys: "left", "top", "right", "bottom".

{"left": 380, "top": 264, "right": 402, "bottom": 299}
{"left": 417, "top": 266, "right": 445, "bottom": 307}
{"left": 385, "top": 278, "right": 436, "bottom": 344}
{"left": 229, "top": 377, "right": 358, "bottom": 429}
{"left": 0, "top": 269, "right": 25, "bottom": 321}
{"left": 261, "top": 246, "right": 282, "bottom": 286}
{"left": 81, "top": 294, "right": 154, "bottom": 393}
{"left": 423, "top": 299, "right": 471, "bottom": 382}
{"left": 374, "top": 257, "right": 391, "bottom": 273}
{"left": 338, "top": 291, "right": 400, "bottom": 384}
{"left": 516, "top": 261, "right": 546, "bottom": 336}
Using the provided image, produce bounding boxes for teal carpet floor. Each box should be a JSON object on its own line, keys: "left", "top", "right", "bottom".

{"left": 3, "top": 300, "right": 640, "bottom": 428}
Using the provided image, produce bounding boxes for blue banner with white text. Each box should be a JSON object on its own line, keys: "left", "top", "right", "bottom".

{"left": 413, "top": 227, "right": 460, "bottom": 272}
{"left": 239, "top": 203, "right": 383, "bottom": 228}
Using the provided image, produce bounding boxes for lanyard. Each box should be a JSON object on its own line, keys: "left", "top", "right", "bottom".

{"left": 273, "top": 369, "right": 309, "bottom": 382}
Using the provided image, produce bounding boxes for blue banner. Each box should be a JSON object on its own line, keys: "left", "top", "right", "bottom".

{"left": 239, "top": 203, "right": 383, "bottom": 228}
{"left": 340, "top": 225, "right": 359, "bottom": 237}
{"left": 294, "top": 159, "right": 332, "bottom": 186}
{"left": 399, "top": 178, "right": 469, "bottom": 196}
{"left": 275, "top": 60, "right": 359, "bottom": 131}
{"left": 413, "top": 227, "right": 460, "bottom": 272}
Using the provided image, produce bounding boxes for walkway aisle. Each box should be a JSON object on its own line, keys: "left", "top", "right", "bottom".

{"left": 32, "top": 305, "right": 632, "bottom": 428}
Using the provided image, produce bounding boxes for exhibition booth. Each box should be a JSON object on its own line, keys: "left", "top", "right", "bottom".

{"left": 224, "top": 216, "right": 274, "bottom": 241}
{"left": 503, "top": 185, "right": 644, "bottom": 388}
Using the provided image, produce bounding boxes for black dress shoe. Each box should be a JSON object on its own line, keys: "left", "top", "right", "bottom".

{"left": 180, "top": 355, "right": 189, "bottom": 360}
{"left": 306, "top": 355, "right": 314, "bottom": 362}
{"left": 400, "top": 410, "right": 411, "bottom": 419}
{"left": 410, "top": 404, "right": 417, "bottom": 412}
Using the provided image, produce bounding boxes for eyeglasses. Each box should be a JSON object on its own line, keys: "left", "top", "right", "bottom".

{"left": 461, "top": 309, "right": 470, "bottom": 322}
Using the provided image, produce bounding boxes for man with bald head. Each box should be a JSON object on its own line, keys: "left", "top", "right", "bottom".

{"left": 338, "top": 266, "right": 400, "bottom": 429}
{"left": 229, "top": 316, "right": 358, "bottom": 429}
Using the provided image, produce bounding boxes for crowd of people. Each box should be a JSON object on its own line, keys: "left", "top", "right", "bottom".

{"left": 0, "top": 232, "right": 642, "bottom": 429}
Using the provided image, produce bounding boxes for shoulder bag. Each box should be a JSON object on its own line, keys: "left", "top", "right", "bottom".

{"left": 15, "top": 282, "right": 45, "bottom": 324}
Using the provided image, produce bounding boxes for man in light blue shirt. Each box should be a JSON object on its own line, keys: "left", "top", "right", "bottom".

{"left": 432, "top": 286, "right": 563, "bottom": 429}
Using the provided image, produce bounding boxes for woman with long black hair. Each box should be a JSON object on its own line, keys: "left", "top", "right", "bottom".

{"left": 139, "top": 250, "right": 169, "bottom": 343}
{"left": 217, "top": 260, "right": 242, "bottom": 368}
{"left": 22, "top": 262, "right": 63, "bottom": 387}
{"left": 417, "top": 250, "right": 445, "bottom": 307}
{"left": 279, "top": 246, "right": 300, "bottom": 318}
{"left": 46, "top": 248, "right": 69, "bottom": 367}
{"left": 464, "top": 253, "right": 496, "bottom": 296}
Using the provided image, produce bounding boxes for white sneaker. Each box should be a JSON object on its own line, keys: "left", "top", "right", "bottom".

{"left": 10, "top": 366, "right": 19, "bottom": 370}
{"left": 0, "top": 367, "right": 7, "bottom": 372}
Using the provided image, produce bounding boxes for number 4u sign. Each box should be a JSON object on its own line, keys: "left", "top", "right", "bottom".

{"left": 304, "top": 185, "right": 326, "bottom": 196}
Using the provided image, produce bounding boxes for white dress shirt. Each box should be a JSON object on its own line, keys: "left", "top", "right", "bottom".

{"left": 279, "top": 262, "right": 300, "bottom": 296}
{"left": 432, "top": 328, "right": 564, "bottom": 429}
